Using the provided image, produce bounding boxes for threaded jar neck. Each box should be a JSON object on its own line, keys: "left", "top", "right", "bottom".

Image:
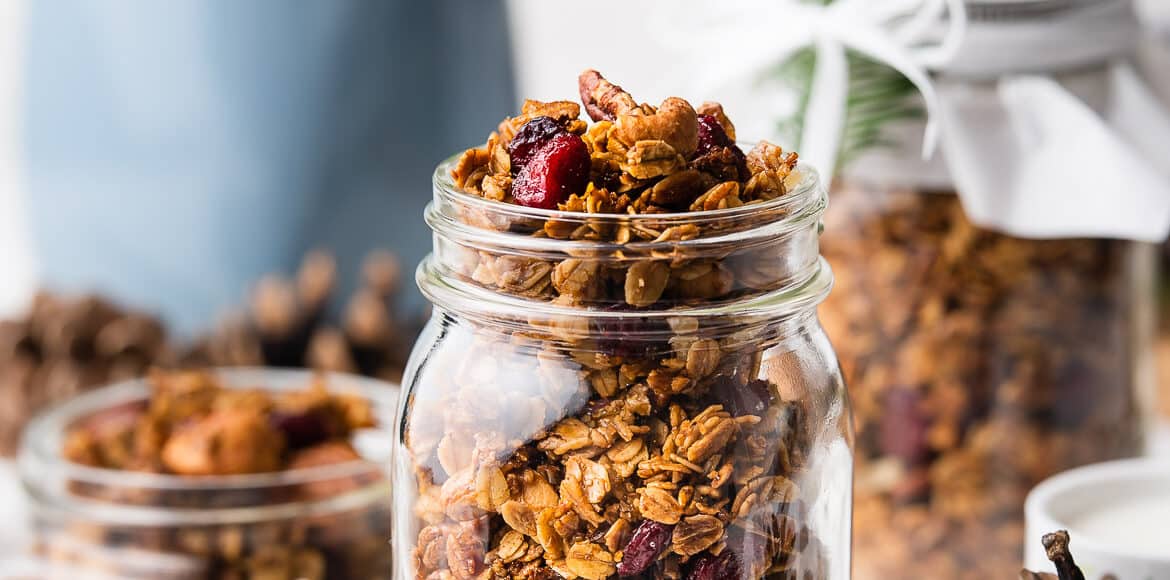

{"left": 421, "top": 155, "right": 832, "bottom": 327}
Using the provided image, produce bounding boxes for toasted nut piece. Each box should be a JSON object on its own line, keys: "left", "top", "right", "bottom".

{"left": 451, "top": 146, "right": 491, "bottom": 190}
{"left": 615, "top": 97, "right": 700, "bottom": 157}
{"left": 161, "top": 409, "right": 284, "bottom": 475}
{"left": 578, "top": 69, "right": 638, "bottom": 122}
{"left": 746, "top": 141, "right": 798, "bottom": 175}
{"left": 624, "top": 140, "right": 686, "bottom": 181}
{"left": 446, "top": 519, "right": 488, "bottom": 579}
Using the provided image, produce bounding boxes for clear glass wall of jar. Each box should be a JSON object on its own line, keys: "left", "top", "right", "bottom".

{"left": 821, "top": 185, "right": 1155, "bottom": 578}
{"left": 392, "top": 159, "right": 852, "bottom": 579}
{"left": 20, "top": 369, "right": 396, "bottom": 580}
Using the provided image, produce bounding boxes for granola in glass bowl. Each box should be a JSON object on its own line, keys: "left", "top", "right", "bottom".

{"left": 22, "top": 368, "right": 396, "bottom": 580}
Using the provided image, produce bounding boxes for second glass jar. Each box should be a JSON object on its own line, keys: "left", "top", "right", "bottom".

{"left": 820, "top": 185, "right": 1153, "bottom": 579}
{"left": 392, "top": 160, "right": 852, "bottom": 579}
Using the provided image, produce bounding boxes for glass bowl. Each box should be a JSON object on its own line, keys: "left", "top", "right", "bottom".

{"left": 19, "top": 368, "right": 397, "bottom": 580}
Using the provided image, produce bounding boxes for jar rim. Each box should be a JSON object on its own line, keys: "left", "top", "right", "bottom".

{"left": 429, "top": 154, "right": 827, "bottom": 265}
{"left": 431, "top": 152, "right": 825, "bottom": 229}
{"left": 19, "top": 368, "right": 396, "bottom": 525}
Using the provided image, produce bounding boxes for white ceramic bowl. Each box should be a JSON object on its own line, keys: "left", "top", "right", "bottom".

{"left": 1025, "top": 458, "right": 1170, "bottom": 578}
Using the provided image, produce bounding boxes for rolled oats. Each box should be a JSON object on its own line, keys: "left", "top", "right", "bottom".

{"left": 625, "top": 140, "right": 687, "bottom": 180}
{"left": 565, "top": 542, "right": 617, "bottom": 579}
{"left": 672, "top": 515, "right": 724, "bottom": 558}
{"left": 625, "top": 261, "right": 671, "bottom": 307}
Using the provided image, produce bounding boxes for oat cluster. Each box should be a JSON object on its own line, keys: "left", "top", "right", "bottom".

{"left": 407, "top": 72, "right": 832, "bottom": 580}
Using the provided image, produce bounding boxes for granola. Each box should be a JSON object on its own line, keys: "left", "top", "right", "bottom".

{"left": 406, "top": 336, "right": 832, "bottom": 580}
{"left": 401, "top": 71, "right": 846, "bottom": 579}
{"left": 43, "top": 370, "right": 392, "bottom": 580}
{"left": 444, "top": 70, "right": 807, "bottom": 310}
{"left": 819, "top": 186, "right": 1144, "bottom": 579}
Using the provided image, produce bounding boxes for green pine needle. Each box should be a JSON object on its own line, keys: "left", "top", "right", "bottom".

{"left": 774, "top": 41, "right": 923, "bottom": 172}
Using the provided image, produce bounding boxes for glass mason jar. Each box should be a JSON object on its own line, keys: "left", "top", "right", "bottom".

{"left": 392, "top": 158, "right": 852, "bottom": 580}
{"left": 19, "top": 368, "right": 396, "bottom": 580}
{"left": 822, "top": 186, "right": 1153, "bottom": 578}
{"left": 820, "top": 2, "right": 1160, "bottom": 574}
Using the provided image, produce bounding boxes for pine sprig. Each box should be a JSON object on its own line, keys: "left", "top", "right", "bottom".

{"left": 774, "top": 40, "right": 924, "bottom": 172}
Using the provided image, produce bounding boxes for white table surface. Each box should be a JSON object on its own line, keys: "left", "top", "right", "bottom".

{"left": 0, "top": 460, "right": 29, "bottom": 558}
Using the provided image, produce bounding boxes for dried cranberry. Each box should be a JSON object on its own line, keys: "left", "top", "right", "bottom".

{"left": 686, "top": 550, "right": 743, "bottom": 580}
{"left": 584, "top": 398, "right": 615, "bottom": 417}
{"left": 1051, "top": 359, "right": 1098, "bottom": 427}
{"left": 592, "top": 307, "right": 670, "bottom": 359}
{"left": 710, "top": 377, "right": 775, "bottom": 417}
{"left": 725, "top": 526, "right": 768, "bottom": 573}
{"left": 616, "top": 520, "right": 673, "bottom": 577}
{"left": 512, "top": 132, "right": 590, "bottom": 209}
{"left": 693, "top": 115, "right": 749, "bottom": 180}
{"left": 507, "top": 116, "right": 568, "bottom": 174}
{"left": 879, "top": 387, "right": 931, "bottom": 464}
{"left": 696, "top": 115, "right": 734, "bottom": 153}
{"left": 270, "top": 410, "right": 333, "bottom": 449}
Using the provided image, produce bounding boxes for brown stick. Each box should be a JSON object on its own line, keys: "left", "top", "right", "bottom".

{"left": 1043, "top": 531, "right": 1086, "bottom": 580}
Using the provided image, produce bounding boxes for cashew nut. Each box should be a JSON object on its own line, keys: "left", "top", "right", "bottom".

{"left": 614, "top": 97, "right": 700, "bottom": 157}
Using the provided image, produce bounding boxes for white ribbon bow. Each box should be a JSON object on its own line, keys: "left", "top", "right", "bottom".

{"left": 657, "top": 0, "right": 1170, "bottom": 242}
{"left": 658, "top": 0, "right": 966, "bottom": 182}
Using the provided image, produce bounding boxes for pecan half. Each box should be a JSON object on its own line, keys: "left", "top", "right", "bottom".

{"left": 579, "top": 69, "right": 638, "bottom": 122}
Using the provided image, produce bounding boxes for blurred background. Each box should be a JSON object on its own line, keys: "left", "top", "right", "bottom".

{"left": 0, "top": 0, "right": 1169, "bottom": 576}
{"left": 0, "top": 0, "right": 517, "bottom": 331}
{"left": 1, "top": 0, "right": 1168, "bottom": 331}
